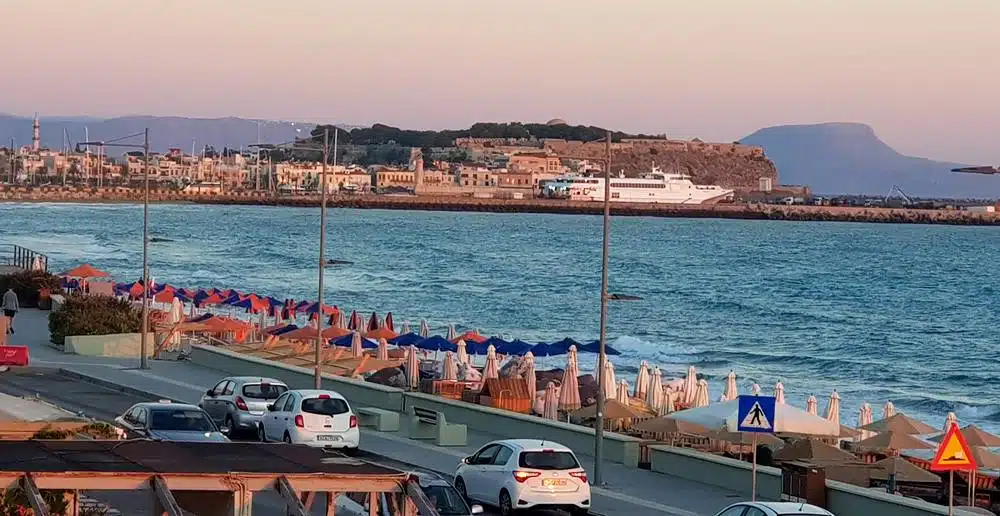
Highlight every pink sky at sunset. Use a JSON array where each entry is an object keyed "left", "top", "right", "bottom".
[{"left": 3, "top": 0, "right": 998, "bottom": 163}]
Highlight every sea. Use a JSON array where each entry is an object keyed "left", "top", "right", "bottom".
[{"left": 2, "top": 202, "right": 998, "bottom": 433}]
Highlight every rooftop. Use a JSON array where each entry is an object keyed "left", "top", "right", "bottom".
[{"left": 0, "top": 440, "right": 402, "bottom": 476}]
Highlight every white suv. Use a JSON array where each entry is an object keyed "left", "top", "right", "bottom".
[
  {"left": 455, "top": 439, "right": 590, "bottom": 516},
  {"left": 257, "top": 389, "right": 360, "bottom": 453}
]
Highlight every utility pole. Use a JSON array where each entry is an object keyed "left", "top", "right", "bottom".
[
  {"left": 314, "top": 127, "right": 330, "bottom": 389},
  {"left": 593, "top": 131, "right": 612, "bottom": 486},
  {"left": 140, "top": 128, "right": 151, "bottom": 369}
]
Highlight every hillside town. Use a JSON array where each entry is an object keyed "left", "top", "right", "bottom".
[{"left": 0, "top": 116, "right": 789, "bottom": 200}]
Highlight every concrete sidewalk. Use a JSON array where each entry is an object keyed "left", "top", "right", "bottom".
[{"left": 13, "top": 309, "right": 744, "bottom": 516}]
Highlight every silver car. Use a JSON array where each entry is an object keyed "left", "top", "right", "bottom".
[
  {"left": 714, "top": 502, "right": 835, "bottom": 516},
  {"left": 198, "top": 376, "right": 288, "bottom": 437}
]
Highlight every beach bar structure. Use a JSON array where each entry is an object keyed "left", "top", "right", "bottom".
[{"left": 0, "top": 440, "right": 438, "bottom": 516}]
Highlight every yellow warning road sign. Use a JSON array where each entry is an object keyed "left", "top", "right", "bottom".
[{"left": 931, "top": 423, "right": 977, "bottom": 472}]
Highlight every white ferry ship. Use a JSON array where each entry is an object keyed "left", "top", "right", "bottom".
[{"left": 542, "top": 165, "right": 734, "bottom": 204}]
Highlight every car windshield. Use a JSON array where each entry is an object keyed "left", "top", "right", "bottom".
[
  {"left": 242, "top": 383, "right": 288, "bottom": 399},
  {"left": 422, "top": 485, "right": 470, "bottom": 516},
  {"left": 301, "top": 397, "right": 349, "bottom": 416},
  {"left": 518, "top": 451, "right": 579, "bottom": 470},
  {"left": 150, "top": 409, "right": 216, "bottom": 432}
]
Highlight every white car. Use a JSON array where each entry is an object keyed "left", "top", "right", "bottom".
[
  {"left": 455, "top": 439, "right": 590, "bottom": 516},
  {"left": 257, "top": 389, "right": 359, "bottom": 453},
  {"left": 714, "top": 502, "right": 835, "bottom": 516}
]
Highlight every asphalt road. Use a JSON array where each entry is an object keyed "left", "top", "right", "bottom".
[{"left": 0, "top": 367, "right": 568, "bottom": 516}]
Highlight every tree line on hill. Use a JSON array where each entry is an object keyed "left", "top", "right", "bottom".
[{"left": 307, "top": 122, "right": 659, "bottom": 147}]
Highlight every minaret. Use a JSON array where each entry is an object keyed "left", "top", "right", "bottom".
[{"left": 31, "top": 113, "right": 40, "bottom": 151}]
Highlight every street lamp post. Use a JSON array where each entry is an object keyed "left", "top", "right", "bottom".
[
  {"left": 556, "top": 132, "right": 643, "bottom": 486},
  {"left": 253, "top": 128, "right": 338, "bottom": 388},
  {"left": 79, "top": 129, "right": 152, "bottom": 369}
]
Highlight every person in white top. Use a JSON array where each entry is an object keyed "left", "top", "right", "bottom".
[{"left": 2, "top": 288, "right": 19, "bottom": 334}]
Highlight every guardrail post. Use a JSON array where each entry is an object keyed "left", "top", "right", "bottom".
[{"left": 20, "top": 473, "right": 50, "bottom": 516}]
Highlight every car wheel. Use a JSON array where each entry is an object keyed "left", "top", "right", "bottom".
[
  {"left": 343, "top": 446, "right": 359, "bottom": 456},
  {"left": 283, "top": 432, "right": 292, "bottom": 444},
  {"left": 454, "top": 477, "right": 468, "bottom": 502},
  {"left": 570, "top": 508, "right": 590, "bottom": 516},
  {"left": 498, "top": 489, "right": 514, "bottom": 516},
  {"left": 222, "top": 416, "right": 235, "bottom": 437},
  {"left": 257, "top": 424, "right": 267, "bottom": 442}
]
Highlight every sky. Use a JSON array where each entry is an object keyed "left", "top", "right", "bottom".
[{"left": 3, "top": 0, "right": 998, "bottom": 164}]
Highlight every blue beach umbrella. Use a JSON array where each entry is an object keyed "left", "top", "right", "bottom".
[
  {"left": 415, "top": 335, "right": 457, "bottom": 353},
  {"left": 496, "top": 339, "right": 534, "bottom": 356},
  {"left": 578, "top": 340, "right": 621, "bottom": 356},
  {"left": 389, "top": 333, "right": 424, "bottom": 346},
  {"left": 330, "top": 333, "right": 378, "bottom": 349},
  {"left": 547, "top": 337, "right": 582, "bottom": 355}
]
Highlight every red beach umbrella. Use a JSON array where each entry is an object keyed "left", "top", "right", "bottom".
[
  {"left": 367, "top": 312, "right": 379, "bottom": 332},
  {"left": 61, "top": 264, "right": 110, "bottom": 279},
  {"left": 385, "top": 312, "right": 395, "bottom": 332}
]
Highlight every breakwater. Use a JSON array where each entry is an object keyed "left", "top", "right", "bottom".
[{"left": 2, "top": 186, "right": 998, "bottom": 226}]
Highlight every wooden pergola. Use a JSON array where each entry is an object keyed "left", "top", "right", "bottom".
[{"left": 0, "top": 440, "right": 438, "bottom": 516}]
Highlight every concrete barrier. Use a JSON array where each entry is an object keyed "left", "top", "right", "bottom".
[
  {"left": 65, "top": 332, "right": 155, "bottom": 358},
  {"left": 826, "top": 480, "right": 954, "bottom": 516},
  {"left": 188, "top": 345, "right": 405, "bottom": 412},
  {"left": 648, "top": 445, "right": 781, "bottom": 499},
  {"left": 403, "top": 392, "right": 641, "bottom": 467}
]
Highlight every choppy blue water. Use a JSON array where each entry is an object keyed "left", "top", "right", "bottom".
[{"left": 2, "top": 202, "right": 999, "bottom": 432}]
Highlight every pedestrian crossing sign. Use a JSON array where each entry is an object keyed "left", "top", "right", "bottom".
[
  {"left": 737, "top": 395, "right": 776, "bottom": 433},
  {"left": 930, "top": 423, "right": 976, "bottom": 472}
]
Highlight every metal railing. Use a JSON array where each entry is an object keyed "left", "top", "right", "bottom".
[{"left": 1, "top": 245, "right": 49, "bottom": 272}]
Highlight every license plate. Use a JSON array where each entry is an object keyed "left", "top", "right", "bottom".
[
  {"left": 317, "top": 435, "right": 341, "bottom": 442},
  {"left": 542, "top": 479, "right": 566, "bottom": 487}
]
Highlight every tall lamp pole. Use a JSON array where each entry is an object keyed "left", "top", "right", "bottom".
[
  {"left": 593, "top": 132, "right": 612, "bottom": 485},
  {"left": 79, "top": 129, "right": 152, "bottom": 369}
]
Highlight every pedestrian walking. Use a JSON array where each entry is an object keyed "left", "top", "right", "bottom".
[{"left": 2, "top": 288, "right": 18, "bottom": 335}]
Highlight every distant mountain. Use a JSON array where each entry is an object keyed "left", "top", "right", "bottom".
[
  {"left": 741, "top": 122, "right": 995, "bottom": 198},
  {"left": 0, "top": 115, "right": 323, "bottom": 154}
]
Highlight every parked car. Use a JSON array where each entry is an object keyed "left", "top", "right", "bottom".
[
  {"left": 115, "top": 401, "right": 229, "bottom": 442},
  {"left": 336, "top": 471, "right": 484, "bottom": 516},
  {"left": 257, "top": 389, "right": 359, "bottom": 453},
  {"left": 714, "top": 502, "right": 835, "bottom": 516},
  {"left": 454, "top": 439, "right": 590, "bottom": 516},
  {"left": 198, "top": 376, "right": 288, "bottom": 437}
]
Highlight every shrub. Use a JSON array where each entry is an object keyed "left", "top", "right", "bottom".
[
  {"left": 48, "top": 295, "right": 141, "bottom": 347},
  {"left": 0, "top": 271, "right": 62, "bottom": 308}
]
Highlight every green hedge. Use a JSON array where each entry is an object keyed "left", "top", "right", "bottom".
[
  {"left": 48, "top": 295, "right": 141, "bottom": 346},
  {"left": 0, "top": 270, "right": 62, "bottom": 308}
]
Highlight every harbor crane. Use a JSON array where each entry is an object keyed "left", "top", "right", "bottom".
[{"left": 884, "top": 184, "right": 913, "bottom": 205}]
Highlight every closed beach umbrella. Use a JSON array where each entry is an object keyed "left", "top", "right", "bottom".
[
  {"left": 568, "top": 345, "right": 579, "bottom": 371},
  {"left": 385, "top": 312, "right": 394, "bottom": 332},
  {"left": 665, "top": 391, "right": 677, "bottom": 414},
  {"left": 883, "top": 401, "right": 896, "bottom": 419},
  {"left": 647, "top": 367, "right": 665, "bottom": 416},
  {"left": 601, "top": 359, "right": 617, "bottom": 402},
  {"left": 406, "top": 345, "right": 420, "bottom": 390},
  {"left": 376, "top": 338, "right": 389, "bottom": 361},
  {"left": 419, "top": 320, "right": 430, "bottom": 338},
  {"left": 682, "top": 366, "right": 698, "bottom": 405},
  {"left": 616, "top": 379, "right": 630, "bottom": 405},
  {"left": 442, "top": 351, "right": 458, "bottom": 381},
  {"left": 543, "top": 382, "right": 559, "bottom": 420},
  {"left": 401, "top": 320, "right": 411, "bottom": 334},
  {"left": 806, "top": 395, "right": 818, "bottom": 415},
  {"left": 693, "top": 379, "right": 710, "bottom": 408},
  {"left": 350, "top": 331, "right": 364, "bottom": 358},
  {"left": 825, "top": 391, "right": 841, "bottom": 424},
  {"left": 446, "top": 324, "right": 456, "bottom": 341},
  {"left": 337, "top": 311, "right": 347, "bottom": 329},
  {"left": 558, "top": 357, "right": 581, "bottom": 413},
  {"left": 750, "top": 383, "right": 761, "bottom": 396},
  {"left": 634, "top": 361, "right": 651, "bottom": 399},
  {"left": 859, "top": 402, "right": 874, "bottom": 440},
  {"left": 523, "top": 351, "right": 536, "bottom": 394},
  {"left": 456, "top": 339, "right": 469, "bottom": 365},
  {"left": 774, "top": 381, "right": 786, "bottom": 404},
  {"left": 943, "top": 412, "right": 957, "bottom": 431},
  {"left": 482, "top": 345, "right": 500, "bottom": 380},
  {"left": 723, "top": 370, "right": 738, "bottom": 401}
]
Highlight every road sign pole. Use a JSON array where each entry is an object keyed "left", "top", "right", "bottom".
[
  {"left": 751, "top": 432, "right": 758, "bottom": 501},
  {"left": 949, "top": 470, "right": 953, "bottom": 516}
]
